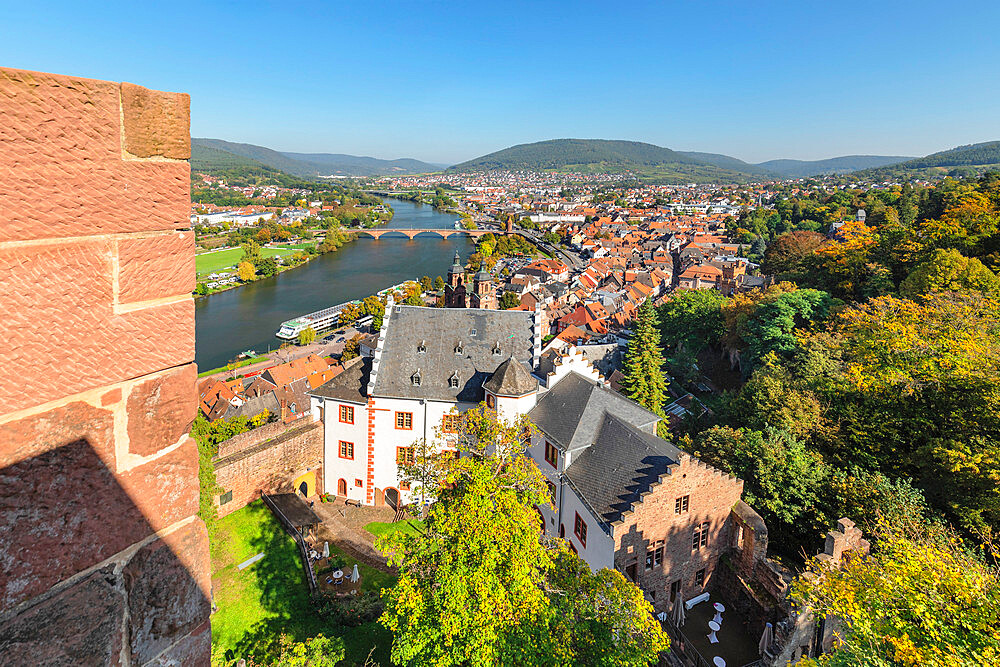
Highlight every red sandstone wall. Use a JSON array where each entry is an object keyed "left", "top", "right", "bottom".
[
  {"left": 0, "top": 67, "right": 208, "bottom": 665},
  {"left": 613, "top": 454, "right": 744, "bottom": 611},
  {"left": 214, "top": 420, "right": 324, "bottom": 518}
]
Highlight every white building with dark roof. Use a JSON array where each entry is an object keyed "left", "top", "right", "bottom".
[{"left": 308, "top": 304, "right": 768, "bottom": 614}]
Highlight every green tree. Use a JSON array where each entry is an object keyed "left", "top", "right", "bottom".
[
  {"left": 793, "top": 524, "right": 1000, "bottom": 667},
  {"left": 244, "top": 634, "right": 345, "bottom": 667},
  {"left": 362, "top": 295, "right": 385, "bottom": 330},
  {"left": 298, "top": 326, "right": 317, "bottom": 346},
  {"left": 900, "top": 248, "right": 1000, "bottom": 298},
  {"left": 257, "top": 256, "right": 278, "bottom": 277},
  {"left": 241, "top": 239, "right": 262, "bottom": 266},
  {"left": 341, "top": 335, "right": 361, "bottom": 361},
  {"left": 621, "top": 299, "right": 667, "bottom": 416},
  {"left": 420, "top": 275, "right": 433, "bottom": 291},
  {"left": 499, "top": 291, "right": 521, "bottom": 310},
  {"left": 657, "top": 289, "right": 727, "bottom": 353},
  {"left": 404, "top": 291, "right": 423, "bottom": 306},
  {"left": 434, "top": 275, "right": 445, "bottom": 290},
  {"left": 194, "top": 282, "right": 208, "bottom": 296},
  {"left": 379, "top": 407, "right": 668, "bottom": 667}
]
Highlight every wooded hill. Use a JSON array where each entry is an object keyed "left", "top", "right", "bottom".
[
  {"left": 192, "top": 138, "right": 442, "bottom": 178},
  {"left": 449, "top": 138, "right": 911, "bottom": 182},
  {"left": 854, "top": 141, "right": 1000, "bottom": 180}
]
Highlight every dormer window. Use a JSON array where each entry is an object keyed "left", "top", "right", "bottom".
[
  {"left": 411, "top": 370, "right": 421, "bottom": 386},
  {"left": 417, "top": 341, "right": 426, "bottom": 354},
  {"left": 470, "top": 328, "right": 478, "bottom": 337},
  {"left": 454, "top": 342, "right": 463, "bottom": 355},
  {"left": 449, "top": 372, "right": 460, "bottom": 388},
  {"left": 492, "top": 341, "right": 502, "bottom": 355}
]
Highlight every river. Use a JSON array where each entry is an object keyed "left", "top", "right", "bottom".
[{"left": 194, "top": 198, "right": 473, "bottom": 371}]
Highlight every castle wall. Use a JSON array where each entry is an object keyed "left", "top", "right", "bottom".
[{"left": 0, "top": 67, "right": 209, "bottom": 664}]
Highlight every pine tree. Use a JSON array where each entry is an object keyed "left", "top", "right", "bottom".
[{"left": 622, "top": 298, "right": 667, "bottom": 416}]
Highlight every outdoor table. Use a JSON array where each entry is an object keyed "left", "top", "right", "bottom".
[
  {"left": 332, "top": 569, "right": 344, "bottom": 584},
  {"left": 708, "top": 620, "right": 720, "bottom": 644},
  {"left": 713, "top": 657, "right": 726, "bottom": 667},
  {"left": 712, "top": 602, "right": 725, "bottom": 625}
]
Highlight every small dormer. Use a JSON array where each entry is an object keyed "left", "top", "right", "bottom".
[
  {"left": 417, "top": 340, "right": 426, "bottom": 354},
  {"left": 492, "top": 341, "right": 502, "bottom": 355},
  {"left": 470, "top": 328, "right": 478, "bottom": 337},
  {"left": 411, "top": 370, "right": 421, "bottom": 386},
  {"left": 454, "top": 341, "right": 463, "bottom": 355},
  {"left": 449, "top": 372, "right": 460, "bottom": 388}
]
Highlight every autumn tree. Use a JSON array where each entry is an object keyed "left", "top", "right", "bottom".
[
  {"left": 793, "top": 524, "right": 1000, "bottom": 667},
  {"left": 241, "top": 239, "right": 263, "bottom": 266},
  {"left": 762, "top": 230, "right": 828, "bottom": 276},
  {"left": 420, "top": 275, "right": 432, "bottom": 291},
  {"left": 621, "top": 298, "right": 667, "bottom": 416},
  {"left": 298, "top": 326, "right": 317, "bottom": 346},
  {"left": 899, "top": 248, "right": 1000, "bottom": 298},
  {"left": 237, "top": 261, "right": 256, "bottom": 282},
  {"left": 341, "top": 335, "right": 361, "bottom": 361},
  {"left": 379, "top": 407, "right": 669, "bottom": 667},
  {"left": 338, "top": 302, "right": 361, "bottom": 326},
  {"left": 434, "top": 275, "right": 445, "bottom": 290}
]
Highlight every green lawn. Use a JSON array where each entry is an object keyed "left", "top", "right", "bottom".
[
  {"left": 196, "top": 245, "right": 308, "bottom": 278},
  {"left": 198, "top": 355, "right": 271, "bottom": 378},
  {"left": 211, "top": 501, "right": 395, "bottom": 667},
  {"left": 363, "top": 519, "right": 424, "bottom": 542}
]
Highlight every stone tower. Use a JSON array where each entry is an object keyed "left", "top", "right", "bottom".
[
  {"left": 445, "top": 251, "right": 467, "bottom": 308},
  {"left": 471, "top": 268, "right": 497, "bottom": 309}
]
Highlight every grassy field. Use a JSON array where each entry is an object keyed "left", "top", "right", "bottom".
[
  {"left": 196, "top": 244, "right": 312, "bottom": 278},
  {"left": 363, "top": 519, "right": 424, "bottom": 541},
  {"left": 210, "top": 501, "right": 395, "bottom": 666},
  {"left": 197, "top": 355, "right": 272, "bottom": 378}
]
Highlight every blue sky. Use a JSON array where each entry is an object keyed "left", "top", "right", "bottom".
[{"left": 2, "top": 1, "right": 998, "bottom": 164}]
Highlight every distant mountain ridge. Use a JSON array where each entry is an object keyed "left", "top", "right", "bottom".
[
  {"left": 191, "top": 138, "right": 443, "bottom": 178},
  {"left": 449, "top": 139, "right": 913, "bottom": 182},
  {"left": 852, "top": 141, "right": 1000, "bottom": 179}
]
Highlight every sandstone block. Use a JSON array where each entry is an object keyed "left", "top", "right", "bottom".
[
  {"left": 0, "top": 238, "right": 194, "bottom": 411},
  {"left": 0, "top": 566, "right": 125, "bottom": 666},
  {"left": 120, "top": 437, "right": 200, "bottom": 532},
  {"left": 123, "top": 520, "right": 210, "bottom": 664},
  {"left": 121, "top": 82, "right": 191, "bottom": 160},
  {"left": 0, "top": 437, "right": 152, "bottom": 609},
  {"left": 118, "top": 232, "right": 195, "bottom": 303},
  {"left": 0, "top": 401, "right": 115, "bottom": 469},
  {"left": 147, "top": 620, "right": 211, "bottom": 667},
  {"left": 127, "top": 364, "right": 197, "bottom": 457}
]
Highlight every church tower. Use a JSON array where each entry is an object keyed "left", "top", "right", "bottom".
[
  {"left": 471, "top": 268, "right": 497, "bottom": 310},
  {"left": 445, "top": 251, "right": 467, "bottom": 308}
]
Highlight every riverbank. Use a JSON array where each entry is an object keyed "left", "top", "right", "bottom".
[{"left": 195, "top": 198, "right": 477, "bottom": 370}]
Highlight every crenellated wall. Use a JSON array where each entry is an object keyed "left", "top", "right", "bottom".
[{"left": 0, "top": 67, "right": 209, "bottom": 665}]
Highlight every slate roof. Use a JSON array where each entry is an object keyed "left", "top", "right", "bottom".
[
  {"left": 307, "top": 355, "right": 370, "bottom": 403},
  {"left": 526, "top": 372, "right": 659, "bottom": 452},
  {"left": 564, "top": 412, "right": 681, "bottom": 525},
  {"left": 372, "top": 306, "right": 535, "bottom": 403},
  {"left": 483, "top": 356, "right": 538, "bottom": 396}
]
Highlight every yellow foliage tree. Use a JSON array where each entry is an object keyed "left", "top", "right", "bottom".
[{"left": 237, "top": 261, "right": 256, "bottom": 282}]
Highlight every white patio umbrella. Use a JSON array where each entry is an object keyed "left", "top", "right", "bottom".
[
  {"left": 759, "top": 622, "right": 774, "bottom": 656},
  {"left": 350, "top": 563, "right": 360, "bottom": 583},
  {"left": 656, "top": 611, "right": 668, "bottom": 622},
  {"left": 671, "top": 598, "right": 686, "bottom": 627},
  {"left": 322, "top": 541, "right": 330, "bottom": 558}
]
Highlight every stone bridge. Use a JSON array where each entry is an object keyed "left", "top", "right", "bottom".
[{"left": 354, "top": 228, "right": 514, "bottom": 240}]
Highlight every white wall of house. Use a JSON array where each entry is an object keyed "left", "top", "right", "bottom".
[
  {"left": 321, "top": 398, "right": 369, "bottom": 504},
  {"left": 560, "top": 483, "right": 615, "bottom": 571}
]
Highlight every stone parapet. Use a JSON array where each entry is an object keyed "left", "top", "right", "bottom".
[{"left": 0, "top": 67, "right": 207, "bottom": 665}]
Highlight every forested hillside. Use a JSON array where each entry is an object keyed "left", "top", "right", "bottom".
[
  {"left": 855, "top": 141, "right": 1000, "bottom": 180},
  {"left": 657, "top": 173, "right": 1000, "bottom": 561}
]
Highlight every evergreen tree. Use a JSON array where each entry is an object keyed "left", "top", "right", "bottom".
[{"left": 621, "top": 299, "right": 667, "bottom": 416}]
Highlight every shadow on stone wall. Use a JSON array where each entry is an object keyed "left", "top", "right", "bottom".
[{"left": 0, "top": 438, "right": 210, "bottom": 666}]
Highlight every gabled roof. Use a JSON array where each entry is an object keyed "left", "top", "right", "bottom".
[
  {"left": 564, "top": 415, "right": 681, "bottom": 526},
  {"left": 372, "top": 306, "right": 535, "bottom": 403},
  {"left": 483, "top": 356, "right": 538, "bottom": 397},
  {"left": 308, "top": 355, "right": 370, "bottom": 403},
  {"left": 527, "top": 372, "right": 659, "bottom": 452}
]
